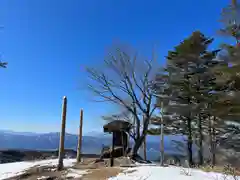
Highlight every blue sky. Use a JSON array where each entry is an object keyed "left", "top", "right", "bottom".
[{"left": 0, "top": 0, "right": 230, "bottom": 134}]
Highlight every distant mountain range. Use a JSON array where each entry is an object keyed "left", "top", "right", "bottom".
[{"left": 0, "top": 130, "right": 195, "bottom": 161}]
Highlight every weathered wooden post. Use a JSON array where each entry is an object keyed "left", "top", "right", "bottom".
[
  {"left": 160, "top": 102, "right": 164, "bottom": 166},
  {"left": 143, "top": 115, "right": 147, "bottom": 161},
  {"left": 57, "top": 96, "right": 67, "bottom": 171},
  {"left": 76, "top": 109, "right": 83, "bottom": 163}
]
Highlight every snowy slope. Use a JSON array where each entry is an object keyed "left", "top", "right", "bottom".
[
  {"left": 1, "top": 159, "right": 239, "bottom": 180},
  {"left": 0, "top": 158, "right": 76, "bottom": 180},
  {"left": 109, "top": 165, "right": 240, "bottom": 180}
]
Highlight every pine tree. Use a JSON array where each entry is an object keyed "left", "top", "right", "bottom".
[
  {"left": 154, "top": 31, "right": 220, "bottom": 166},
  {"left": 152, "top": 0, "right": 240, "bottom": 167},
  {"left": 212, "top": 0, "right": 240, "bottom": 152}
]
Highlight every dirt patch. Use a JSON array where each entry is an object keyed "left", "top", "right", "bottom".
[
  {"left": 72, "top": 157, "right": 128, "bottom": 179},
  {"left": 72, "top": 158, "right": 107, "bottom": 170},
  {"left": 81, "top": 167, "right": 123, "bottom": 180},
  {"left": 6, "top": 165, "right": 65, "bottom": 180},
  {"left": 5, "top": 157, "right": 131, "bottom": 180}
]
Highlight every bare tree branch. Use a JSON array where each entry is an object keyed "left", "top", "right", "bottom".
[{"left": 85, "top": 43, "right": 159, "bottom": 155}]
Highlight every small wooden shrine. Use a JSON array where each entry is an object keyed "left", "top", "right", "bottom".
[{"left": 103, "top": 120, "right": 131, "bottom": 166}]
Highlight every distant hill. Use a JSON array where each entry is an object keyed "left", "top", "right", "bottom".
[
  {"left": 0, "top": 130, "right": 110, "bottom": 154},
  {"left": 0, "top": 149, "right": 100, "bottom": 163},
  {"left": 0, "top": 130, "right": 194, "bottom": 162},
  {"left": 1, "top": 130, "right": 237, "bottom": 167}
]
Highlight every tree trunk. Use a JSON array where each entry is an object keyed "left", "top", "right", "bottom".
[
  {"left": 143, "top": 136, "right": 147, "bottom": 160},
  {"left": 131, "top": 116, "right": 150, "bottom": 160},
  {"left": 208, "top": 115, "right": 213, "bottom": 166},
  {"left": 187, "top": 117, "right": 193, "bottom": 167},
  {"left": 132, "top": 135, "right": 145, "bottom": 158},
  {"left": 131, "top": 129, "right": 148, "bottom": 159},
  {"left": 212, "top": 116, "right": 216, "bottom": 166},
  {"left": 131, "top": 139, "right": 142, "bottom": 158},
  {"left": 198, "top": 115, "right": 203, "bottom": 166},
  {"left": 160, "top": 117, "right": 164, "bottom": 166}
]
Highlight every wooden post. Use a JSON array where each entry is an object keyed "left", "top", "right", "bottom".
[
  {"left": 160, "top": 102, "right": 164, "bottom": 166},
  {"left": 76, "top": 109, "right": 84, "bottom": 163},
  {"left": 110, "top": 132, "right": 115, "bottom": 167},
  {"left": 57, "top": 96, "right": 67, "bottom": 171},
  {"left": 143, "top": 115, "right": 147, "bottom": 161}
]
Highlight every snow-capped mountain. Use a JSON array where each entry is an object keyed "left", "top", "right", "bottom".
[
  {"left": 0, "top": 130, "right": 111, "bottom": 154},
  {"left": 0, "top": 130, "right": 193, "bottom": 162}
]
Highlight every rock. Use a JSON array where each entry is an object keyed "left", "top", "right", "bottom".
[
  {"left": 100, "top": 147, "right": 131, "bottom": 159},
  {"left": 118, "top": 157, "right": 136, "bottom": 167},
  {"left": 131, "top": 154, "right": 152, "bottom": 164}
]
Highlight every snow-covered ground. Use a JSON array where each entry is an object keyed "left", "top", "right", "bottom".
[
  {"left": 109, "top": 165, "right": 240, "bottom": 180},
  {"left": 0, "top": 158, "right": 77, "bottom": 180},
  {"left": 1, "top": 160, "right": 239, "bottom": 180}
]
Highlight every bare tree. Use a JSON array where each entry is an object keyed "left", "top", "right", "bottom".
[{"left": 86, "top": 44, "right": 158, "bottom": 157}]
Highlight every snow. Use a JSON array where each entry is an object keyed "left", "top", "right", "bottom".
[
  {"left": 109, "top": 165, "right": 240, "bottom": 180},
  {"left": 1, "top": 159, "right": 239, "bottom": 180},
  {"left": 37, "top": 176, "right": 50, "bottom": 180},
  {"left": 0, "top": 158, "right": 76, "bottom": 180}
]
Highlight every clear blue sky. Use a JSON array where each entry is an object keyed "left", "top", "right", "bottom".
[{"left": 0, "top": 0, "right": 229, "bottom": 134}]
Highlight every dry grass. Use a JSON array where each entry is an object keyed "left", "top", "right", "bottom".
[
  {"left": 73, "top": 157, "right": 126, "bottom": 179},
  {"left": 81, "top": 167, "right": 123, "bottom": 180},
  {"left": 200, "top": 165, "right": 240, "bottom": 176}
]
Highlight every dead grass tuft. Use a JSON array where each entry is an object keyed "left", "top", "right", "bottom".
[{"left": 200, "top": 165, "right": 240, "bottom": 176}]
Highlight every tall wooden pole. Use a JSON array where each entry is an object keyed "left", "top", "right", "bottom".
[
  {"left": 57, "top": 96, "right": 67, "bottom": 171},
  {"left": 76, "top": 109, "right": 84, "bottom": 163},
  {"left": 143, "top": 115, "right": 147, "bottom": 161},
  {"left": 160, "top": 102, "right": 164, "bottom": 166}
]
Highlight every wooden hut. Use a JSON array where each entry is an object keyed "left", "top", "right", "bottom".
[{"left": 103, "top": 120, "right": 131, "bottom": 166}]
